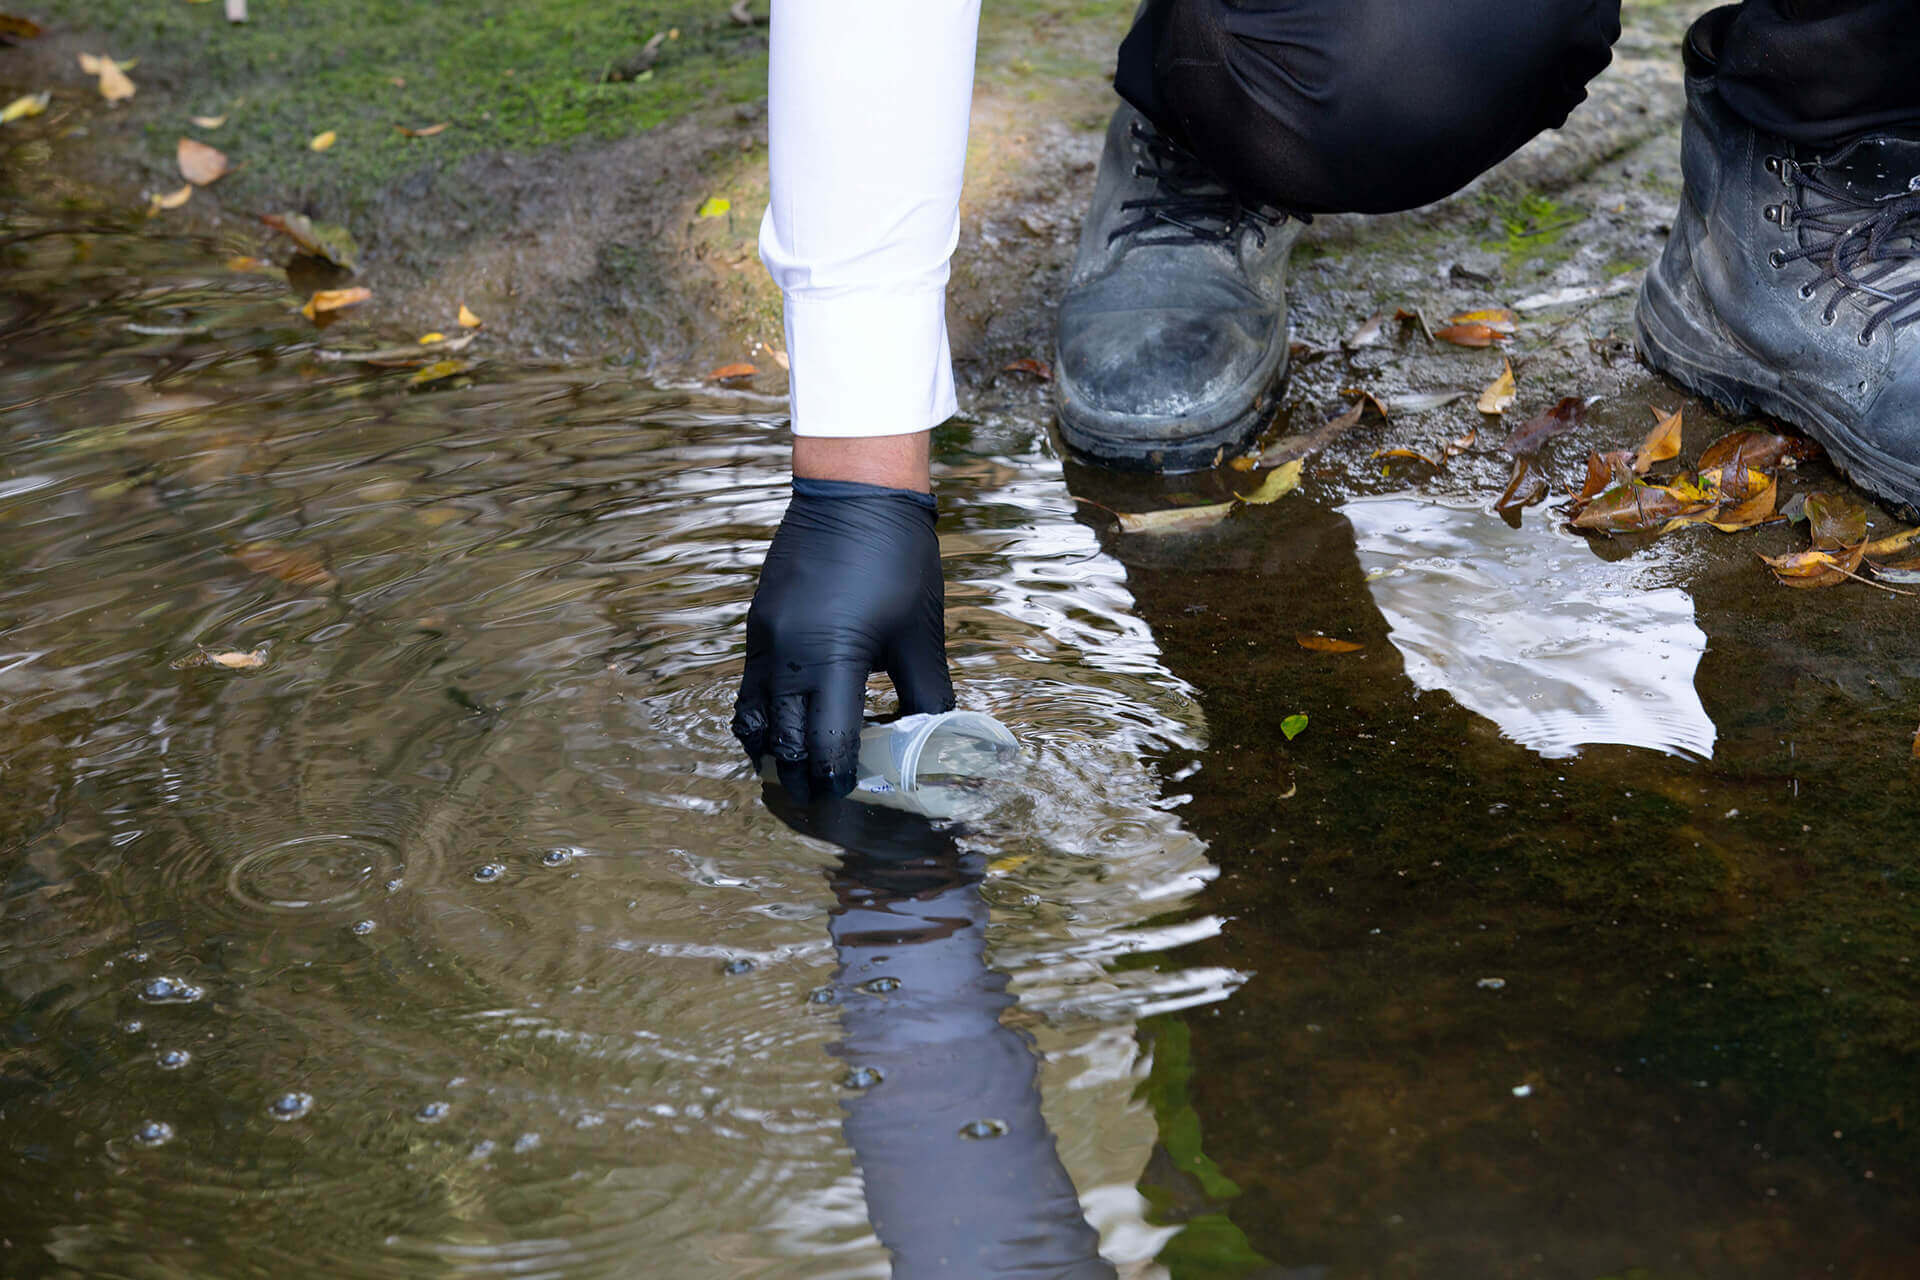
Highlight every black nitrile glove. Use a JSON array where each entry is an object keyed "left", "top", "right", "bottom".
[{"left": 732, "top": 477, "right": 954, "bottom": 801}]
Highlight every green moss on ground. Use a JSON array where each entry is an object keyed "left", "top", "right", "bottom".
[{"left": 32, "top": 0, "right": 769, "bottom": 210}]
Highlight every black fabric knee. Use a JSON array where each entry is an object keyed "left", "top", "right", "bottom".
[
  {"left": 1710, "top": 0, "right": 1920, "bottom": 148},
  {"left": 1114, "top": 0, "right": 1622, "bottom": 216}
]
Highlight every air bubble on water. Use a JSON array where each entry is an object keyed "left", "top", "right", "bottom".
[
  {"left": 268, "top": 1092, "right": 314, "bottom": 1121},
  {"left": 806, "top": 986, "right": 838, "bottom": 1006},
  {"left": 124, "top": 949, "right": 150, "bottom": 964},
  {"left": 841, "top": 1066, "right": 884, "bottom": 1090},
  {"left": 133, "top": 1120, "right": 174, "bottom": 1147},
  {"left": 469, "top": 1140, "right": 496, "bottom": 1160},
  {"left": 156, "top": 1048, "right": 191, "bottom": 1071},
  {"left": 473, "top": 863, "right": 505, "bottom": 884},
  {"left": 351, "top": 920, "right": 376, "bottom": 936},
  {"left": 575, "top": 1113, "right": 605, "bottom": 1129},
  {"left": 861, "top": 976, "right": 900, "bottom": 994},
  {"left": 722, "top": 958, "right": 755, "bottom": 975},
  {"left": 140, "top": 976, "right": 205, "bottom": 1004},
  {"left": 416, "top": 1100, "right": 452, "bottom": 1123},
  {"left": 512, "top": 1132, "right": 542, "bottom": 1154},
  {"left": 541, "top": 848, "right": 574, "bottom": 868},
  {"left": 121, "top": 1019, "right": 143, "bottom": 1034},
  {"left": 958, "top": 1118, "right": 1008, "bottom": 1140},
  {"left": 385, "top": 878, "right": 404, "bottom": 894},
  {"left": 1512, "top": 1084, "right": 1534, "bottom": 1098},
  {"left": 1477, "top": 977, "right": 1506, "bottom": 990}
]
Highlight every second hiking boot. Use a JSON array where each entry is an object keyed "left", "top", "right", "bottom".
[
  {"left": 1636, "top": 18, "right": 1920, "bottom": 519},
  {"left": 1054, "top": 105, "right": 1299, "bottom": 472}
]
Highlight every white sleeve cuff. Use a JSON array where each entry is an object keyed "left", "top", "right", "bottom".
[{"left": 781, "top": 288, "right": 957, "bottom": 439}]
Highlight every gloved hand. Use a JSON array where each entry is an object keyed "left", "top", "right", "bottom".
[{"left": 733, "top": 477, "right": 954, "bottom": 801}]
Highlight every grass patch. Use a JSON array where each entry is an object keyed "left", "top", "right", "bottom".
[{"left": 35, "top": 0, "right": 768, "bottom": 213}]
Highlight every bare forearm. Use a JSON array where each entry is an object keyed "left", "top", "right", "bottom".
[{"left": 794, "top": 432, "right": 931, "bottom": 493}]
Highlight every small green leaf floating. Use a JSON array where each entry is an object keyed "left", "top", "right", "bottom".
[{"left": 1281, "top": 713, "right": 1308, "bottom": 741}]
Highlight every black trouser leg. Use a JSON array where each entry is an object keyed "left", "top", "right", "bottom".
[
  {"left": 1112, "top": 0, "right": 1623, "bottom": 215},
  {"left": 1711, "top": 0, "right": 1920, "bottom": 147}
]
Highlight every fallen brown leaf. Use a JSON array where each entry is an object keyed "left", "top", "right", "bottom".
[
  {"left": 1477, "top": 359, "right": 1516, "bottom": 416},
  {"left": 1864, "top": 525, "right": 1920, "bottom": 561},
  {"left": 457, "top": 303, "right": 483, "bottom": 328},
  {"left": 177, "top": 137, "right": 230, "bottom": 184},
  {"left": 398, "top": 121, "right": 450, "bottom": 137},
  {"left": 1446, "top": 308, "right": 1518, "bottom": 334},
  {"left": 231, "top": 542, "right": 336, "bottom": 589},
  {"left": 300, "top": 286, "right": 372, "bottom": 321},
  {"left": 708, "top": 361, "right": 757, "bottom": 382},
  {"left": 170, "top": 645, "right": 269, "bottom": 671},
  {"left": 1698, "top": 428, "right": 1820, "bottom": 475},
  {"left": 1495, "top": 456, "right": 1549, "bottom": 514},
  {"left": 1572, "top": 481, "right": 1712, "bottom": 534},
  {"left": 1002, "top": 357, "right": 1051, "bottom": 381},
  {"left": 261, "top": 212, "right": 360, "bottom": 270},
  {"left": 1297, "top": 634, "right": 1363, "bottom": 654},
  {"left": 1760, "top": 539, "right": 1866, "bottom": 590},
  {"left": 1703, "top": 472, "right": 1778, "bottom": 531},
  {"left": 1434, "top": 322, "right": 1506, "bottom": 348},
  {"left": 0, "top": 14, "right": 45, "bottom": 41},
  {"left": 1503, "top": 396, "right": 1585, "bottom": 456},
  {"left": 189, "top": 113, "right": 226, "bottom": 129},
  {"left": 1633, "top": 407, "right": 1683, "bottom": 474},
  {"left": 1114, "top": 501, "right": 1235, "bottom": 534},
  {"left": 1575, "top": 449, "right": 1635, "bottom": 505},
  {"left": 1248, "top": 398, "right": 1368, "bottom": 469},
  {"left": 1804, "top": 491, "right": 1870, "bottom": 551},
  {"left": 1375, "top": 446, "right": 1443, "bottom": 466},
  {"left": 1345, "top": 309, "right": 1390, "bottom": 349},
  {"left": 1444, "top": 428, "right": 1478, "bottom": 457},
  {"left": 146, "top": 183, "right": 193, "bottom": 215}
]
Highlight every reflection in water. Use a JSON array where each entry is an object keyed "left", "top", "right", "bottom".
[
  {"left": 1344, "top": 494, "right": 1716, "bottom": 760},
  {"left": 765, "top": 791, "right": 1115, "bottom": 1278}
]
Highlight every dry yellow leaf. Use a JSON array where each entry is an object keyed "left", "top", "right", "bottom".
[
  {"left": 409, "top": 359, "right": 471, "bottom": 386},
  {"left": 457, "top": 303, "right": 482, "bottom": 328},
  {"left": 1115, "top": 502, "right": 1235, "bottom": 535},
  {"left": 300, "top": 286, "right": 372, "bottom": 321},
  {"left": 1633, "top": 407, "right": 1683, "bottom": 473},
  {"left": 189, "top": 113, "right": 226, "bottom": 128},
  {"left": 397, "top": 121, "right": 449, "bottom": 138},
  {"left": 146, "top": 183, "right": 193, "bottom": 215},
  {"left": 177, "top": 136, "right": 230, "bottom": 184},
  {"left": 79, "top": 52, "right": 136, "bottom": 103},
  {"left": 208, "top": 648, "right": 268, "bottom": 669},
  {"left": 1237, "top": 458, "right": 1304, "bottom": 505},
  {"left": 418, "top": 331, "right": 445, "bottom": 345},
  {"left": 1477, "top": 358, "right": 1516, "bottom": 416},
  {"left": 1, "top": 91, "right": 50, "bottom": 124},
  {"left": 309, "top": 129, "right": 337, "bottom": 151}
]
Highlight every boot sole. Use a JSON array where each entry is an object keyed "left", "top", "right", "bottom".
[
  {"left": 1635, "top": 234, "right": 1920, "bottom": 522},
  {"left": 1051, "top": 331, "right": 1289, "bottom": 474}
]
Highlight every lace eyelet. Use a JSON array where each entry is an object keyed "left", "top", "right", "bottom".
[
  {"left": 1820, "top": 312, "right": 1836, "bottom": 327},
  {"left": 1859, "top": 331, "right": 1874, "bottom": 347},
  {"left": 1768, "top": 250, "right": 1787, "bottom": 269},
  {"left": 1799, "top": 283, "right": 1816, "bottom": 300}
]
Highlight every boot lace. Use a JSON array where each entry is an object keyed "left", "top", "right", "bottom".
[
  {"left": 1107, "top": 121, "right": 1300, "bottom": 248},
  {"left": 1772, "top": 154, "right": 1920, "bottom": 342}
]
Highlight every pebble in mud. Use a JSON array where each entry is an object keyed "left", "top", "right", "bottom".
[
  {"left": 133, "top": 1120, "right": 175, "bottom": 1147},
  {"left": 958, "top": 1118, "right": 1009, "bottom": 1140},
  {"left": 540, "top": 847, "right": 574, "bottom": 868},
  {"left": 416, "top": 1100, "right": 452, "bottom": 1123},
  {"left": 722, "top": 958, "right": 755, "bottom": 975},
  {"left": 268, "top": 1092, "right": 314, "bottom": 1121},
  {"left": 841, "top": 1066, "right": 885, "bottom": 1090},
  {"left": 472, "top": 863, "right": 505, "bottom": 884},
  {"left": 156, "top": 1048, "right": 191, "bottom": 1071},
  {"left": 139, "top": 976, "right": 205, "bottom": 1004},
  {"left": 861, "top": 976, "right": 901, "bottom": 995}
]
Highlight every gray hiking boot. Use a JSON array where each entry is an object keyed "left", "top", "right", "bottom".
[
  {"left": 1636, "top": 20, "right": 1920, "bottom": 519},
  {"left": 1054, "top": 104, "right": 1300, "bottom": 472}
]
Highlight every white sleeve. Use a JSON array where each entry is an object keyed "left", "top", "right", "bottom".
[{"left": 759, "top": 0, "right": 981, "bottom": 438}]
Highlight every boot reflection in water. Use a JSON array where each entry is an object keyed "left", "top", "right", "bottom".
[{"left": 763, "top": 788, "right": 1116, "bottom": 1280}]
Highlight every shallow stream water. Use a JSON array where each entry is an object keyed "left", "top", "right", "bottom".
[{"left": 4, "top": 200, "right": 1920, "bottom": 1279}]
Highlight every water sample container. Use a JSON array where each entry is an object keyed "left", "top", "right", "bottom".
[{"left": 763, "top": 711, "right": 1019, "bottom": 818}]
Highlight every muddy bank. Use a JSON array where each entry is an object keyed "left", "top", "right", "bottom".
[{"left": 6, "top": 1, "right": 1710, "bottom": 395}]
